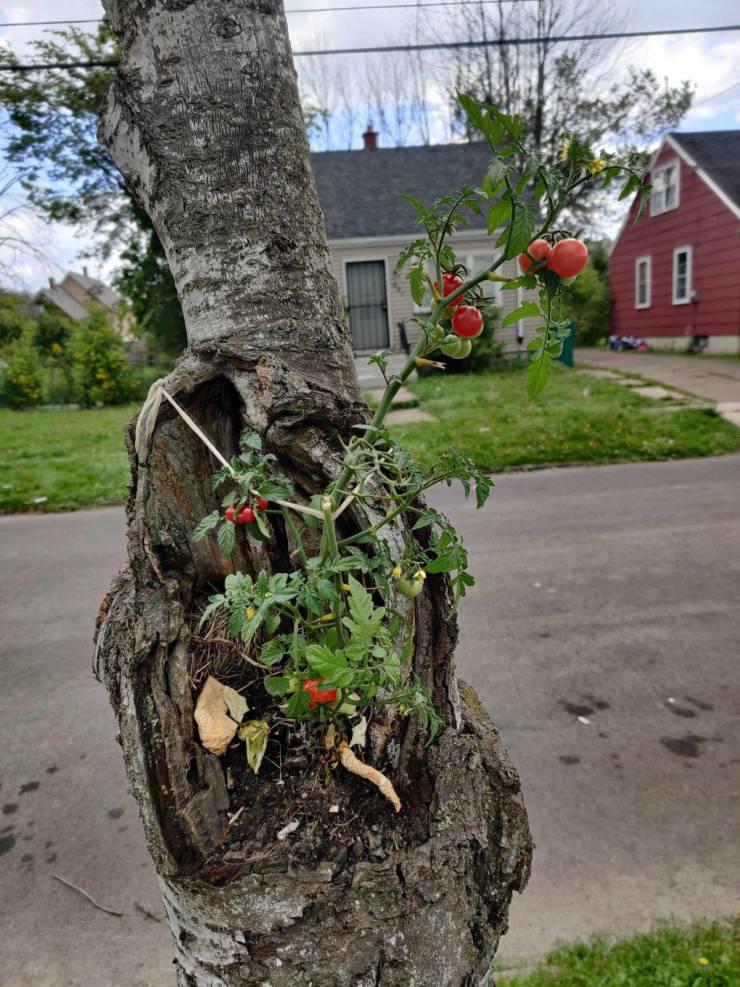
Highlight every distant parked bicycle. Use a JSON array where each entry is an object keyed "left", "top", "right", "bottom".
[{"left": 608, "top": 334, "right": 648, "bottom": 352}]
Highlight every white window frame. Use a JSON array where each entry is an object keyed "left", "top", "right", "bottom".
[
  {"left": 672, "top": 245, "right": 693, "bottom": 306},
  {"left": 650, "top": 159, "right": 680, "bottom": 216},
  {"left": 413, "top": 253, "right": 502, "bottom": 314},
  {"left": 635, "top": 256, "right": 651, "bottom": 309}
]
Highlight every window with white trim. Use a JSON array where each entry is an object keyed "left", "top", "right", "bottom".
[
  {"left": 413, "top": 253, "right": 501, "bottom": 312},
  {"left": 635, "top": 256, "right": 651, "bottom": 309},
  {"left": 650, "top": 160, "right": 680, "bottom": 215},
  {"left": 672, "top": 245, "right": 693, "bottom": 305}
]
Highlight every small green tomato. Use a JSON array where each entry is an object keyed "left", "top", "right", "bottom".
[
  {"left": 398, "top": 575, "right": 424, "bottom": 598},
  {"left": 440, "top": 337, "right": 472, "bottom": 359}
]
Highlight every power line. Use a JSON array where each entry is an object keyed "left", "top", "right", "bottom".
[
  {"left": 692, "top": 79, "right": 740, "bottom": 107},
  {"left": 0, "top": 1, "right": 539, "bottom": 28},
  {"left": 0, "top": 22, "right": 738, "bottom": 69}
]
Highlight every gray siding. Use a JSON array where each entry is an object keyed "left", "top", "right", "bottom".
[{"left": 328, "top": 233, "right": 541, "bottom": 355}]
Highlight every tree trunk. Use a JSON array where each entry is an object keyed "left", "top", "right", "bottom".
[{"left": 94, "top": 3, "right": 532, "bottom": 983}]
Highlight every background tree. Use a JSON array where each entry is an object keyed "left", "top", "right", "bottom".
[
  {"left": 567, "top": 241, "right": 610, "bottom": 345},
  {"left": 444, "top": 0, "right": 693, "bottom": 217},
  {"left": 93, "top": 1, "right": 531, "bottom": 983},
  {"left": 0, "top": 26, "right": 187, "bottom": 355},
  {"left": 69, "top": 305, "right": 131, "bottom": 406}
]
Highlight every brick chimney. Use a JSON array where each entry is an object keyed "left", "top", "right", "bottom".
[{"left": 362, "top": 123, "right": 378, "bottom": 150}]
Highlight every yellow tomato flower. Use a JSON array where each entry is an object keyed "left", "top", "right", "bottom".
[
  {"left": 586, "top": 158, "right": 606, "bottom": 175},
  {"left": 245, "top": 606, "right": 256, "bottom": 619},
  {"left": 392, "top": 565, "right": 402, "bottom": 578},
  {"left": 341, "top": 582, "right": 351, "bottom": 592},
  {"left": 698, "top": 957, "right": 710, "bottom": 966},
  {"left": 414, "top": 568, "right": 427, "bottom": 581}
]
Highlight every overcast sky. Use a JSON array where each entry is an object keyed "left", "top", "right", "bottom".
[{"left": 1, "top": 0, "right": 738, "bottom": 290}]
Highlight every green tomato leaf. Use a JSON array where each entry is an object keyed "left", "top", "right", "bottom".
[
  {"left": 217, "top": 521, "right": 235, "bottom": 557},
  {"left": 486, "top": 197, "right": 511, "bottom": 234},
  {"left": 527, "top": 349, "right": 553, "bottom": 398},
  {"left": 501, "top": 301, "right": 540, "bottom": 327},
  {"left": 192, "top": 511, "right": 220, "bottom": 542},
  {"left": 264, "top": 675, "right": 293, "bottom": 696}
]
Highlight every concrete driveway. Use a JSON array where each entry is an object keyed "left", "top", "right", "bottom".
[
  {"left": 1, "top": 456, "right": 739, "bottom": 985},
  {"left": 576, "top": 348, "right": 740, "bottom": 404}
]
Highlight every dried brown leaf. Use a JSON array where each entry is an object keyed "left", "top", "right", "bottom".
[{"left": 194, "top": 675, "right": 237, "bottom": 756}]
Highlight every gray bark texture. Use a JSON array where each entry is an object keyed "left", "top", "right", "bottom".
[{"left": 94, "top": 2, "right": 532, "bottom": 984}]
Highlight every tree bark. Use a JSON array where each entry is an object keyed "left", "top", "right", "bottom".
[{"left": 94, "top": 2, "right": 532, "bottom": 983}]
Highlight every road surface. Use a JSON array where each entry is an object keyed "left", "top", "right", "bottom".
[{"left": 1, "top": 455, "right": 738, "bottom": 984}]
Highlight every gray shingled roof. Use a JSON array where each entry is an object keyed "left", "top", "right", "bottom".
[
  {"left": 35, "top": 271, "right": 122, "bottom": 322},
  {"left": 36, "top": 285, "right": 90, "bottom": 321},
  {"left": 66, "top": 271, "right": 121, "bottom": 312},
  {"left": 671, "top": 130, "right": 740, "bottom": 209},
  {"left": 310, "top": 142, "right": 492, "bottom": 240}
]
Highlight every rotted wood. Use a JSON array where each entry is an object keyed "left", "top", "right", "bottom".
[{"left": 94, "top": 0, "right": 532, "bottom": 982}]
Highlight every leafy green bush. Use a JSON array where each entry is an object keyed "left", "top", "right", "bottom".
[
  {"left": 4, "top": 331, "right": 43, "bottom": 408},
  {"left": 0, "top": 291, "right": 31, "bottom": 351},
  {"left": 568, "top": 241, "right": 610, "bottom": 346},
  {"left": 127, "top": 364, "right": 172, "bottom": 400},
  {"left": 69, "top": 306, "right": 132, "bottom": 406}
]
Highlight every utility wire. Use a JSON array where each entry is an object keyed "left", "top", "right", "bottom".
[
  {"left": 0, "top": 23, "right": 738, "bottom": 69},
  {"left": 691, "top": 79, "right": 740, "bottom": 107},
  {"left": 0, "top": 1, "right": 546, "bottom": 28}
]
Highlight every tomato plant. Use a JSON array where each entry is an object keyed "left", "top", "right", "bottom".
[{"left": 191, "top": 95, "right": 648, "bottom": 770}]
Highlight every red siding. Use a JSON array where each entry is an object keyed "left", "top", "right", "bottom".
[{"left": 609, "top": 142, "right": 740, "bottom": 339}]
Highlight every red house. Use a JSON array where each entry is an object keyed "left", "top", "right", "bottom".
[{"left": 609, "top": 131, "right": 740, "bottom": 354}]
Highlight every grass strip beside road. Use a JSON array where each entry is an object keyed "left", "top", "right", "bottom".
[
  {"left": 1, "top": 367, "right": 739, "bottom": 513},
  {"left": 0, "top": 403, "right": 138, "bottom": 513},
  {"left": 499, "top": 919, "right": 738, "bottom": 986},
  {"left": 393, "top": 366, "right": 740, "bottom": 471}
]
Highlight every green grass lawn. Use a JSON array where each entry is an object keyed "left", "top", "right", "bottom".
[
  {"left": 392, "top": 366, "right": 740, "bottom": 471},
  {"left": 0, "top": 404, "right": 138, "bottom": 513},
  {"left": 500, "top": 920, "right": 738, "bottom": 986},
  {"left": 1, "top": 367, "right": 740, "bottom": 513}
]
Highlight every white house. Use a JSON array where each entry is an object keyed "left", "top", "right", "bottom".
[{"left": 310, "top": 128, "right": 539, "bottom": 355}]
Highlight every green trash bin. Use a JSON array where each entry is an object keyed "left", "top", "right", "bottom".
[{"left": 558, "top": 322, "right": 575, "bottom": 368}]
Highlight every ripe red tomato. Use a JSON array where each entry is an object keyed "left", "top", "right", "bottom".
[
  {"left": 518, "top": 239, "right": 551, "bottom": 273},
  {"left": 225, "top": 506, "right": 236, "bottom": 523},
  {"left": 255, "top": 497, "right": 269, "bottom": 512},
  {"left": 237, "top": 506, "right": 256, "bottom": 524},
  {"left": 303, "top": 677, "right": 337, "bottom": 709},
  {"left": 549, "top": 238, "right": 588, "bottom": 278},
  {"left": 441, "top": 272, "right": 464, "bottom": 307},
  {"left": 451, "top": 305, "right": 484, "bottom": 339}
]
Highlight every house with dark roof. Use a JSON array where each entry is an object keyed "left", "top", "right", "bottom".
[
  {"left": 610, "top": 131, "right": 740, "bottom": 353},
  {"left": 310, "top": 127, "right": 538, "bottom": 353},
  {"left": 35, "top": 269, "right": 135, "bottom": 341}
]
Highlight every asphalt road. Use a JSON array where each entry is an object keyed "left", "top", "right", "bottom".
[{"left": 1, "top": 456, "right": 739, "bottom": 985}]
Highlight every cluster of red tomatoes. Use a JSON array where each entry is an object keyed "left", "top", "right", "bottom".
[
  {"left": 224, "top": 498, "right": 269, "bottom": 525},
  {"left": 518, "top": 237, "right": 589, "bottom": 280},
  {"left": 302, "top": 677, "right": 337, "bottom": 710},
  {"left": 437, "top": 272, "right": 484, "bottom": 343}
]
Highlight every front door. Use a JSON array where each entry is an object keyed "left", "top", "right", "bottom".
[{"left": 346, "top": 260, "right": 390, "bottom": 352}]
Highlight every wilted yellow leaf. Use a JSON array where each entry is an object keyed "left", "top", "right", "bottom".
[
  {"left": 349, "top": 715, "right": 367, "bottom": 749},
  {"left": 223, "top": 685, "right": 248, "bottom": 724},
  {"left": 238, "top": 719, "right": 269, "bottom": 774},
  {"left": 194, "top": 676, "right": 238, "bottom": 756}
]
